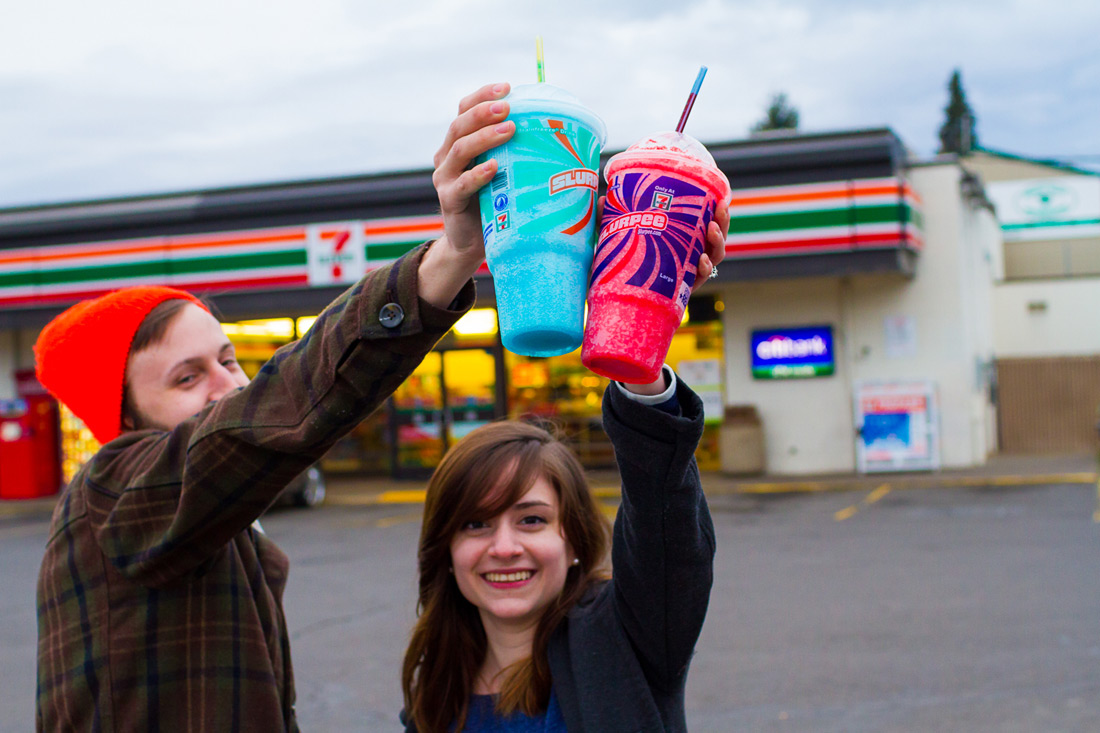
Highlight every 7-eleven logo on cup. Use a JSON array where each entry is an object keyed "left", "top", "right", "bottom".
[
  {"left": 495, "top": 212, "right": 510, "bottom": 231},
  {"left": 652, "top": 192, "right": 673, "bottom": 211}
]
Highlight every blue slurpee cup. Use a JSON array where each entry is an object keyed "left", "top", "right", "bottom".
[{"left": 476, "top": 84, "right": 607, "bottom": 357}]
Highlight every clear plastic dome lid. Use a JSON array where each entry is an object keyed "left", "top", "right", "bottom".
[
  {"left": 606, "top": 130, "right": 730, "bottom": 200},
  {"left": 622, "top": 131, "right": 717, "bottom": 166},
  {"left": 505, "top": 83, "right": 607, "bottom": 145}
]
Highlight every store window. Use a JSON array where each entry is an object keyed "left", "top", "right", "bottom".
[
  {"left": 56, "top": 314, "right": 385, "bottom": 482},
  {"left": 505, "top": 295, "right": 725, "bottom": 471},
  {"left": 55, "top": 297, "right": 724, "bottom": 484},
  {"left": 222, "top": 317, "right": 298, "bottom": 378},
  {"left": 222, "top": 315, "right": 394, "bottom": 475},
  {"left": 60, "top": 404, "right": 98, "bottom": 485},
  {"left": 506, "top": 348, "right": 615, "bottom": 467}
]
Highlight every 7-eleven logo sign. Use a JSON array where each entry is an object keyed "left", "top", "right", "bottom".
[
  {"left": 307, "top": 223, "right": 366, "bottom": 285},
  {"left": 652, "top": 192, "right": 673, "bottom": 211}
]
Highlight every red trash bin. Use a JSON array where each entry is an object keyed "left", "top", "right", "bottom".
[{"left": 0, "top": 397, "right": 60, "bottom": 499}]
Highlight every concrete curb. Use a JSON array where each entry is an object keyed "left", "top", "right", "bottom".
[
  {"left": 321, "top": 470, "right": 1100, "bottom": 506},
  {"left": 709, "top": 471, "right": 1099, "bottom": 495}
]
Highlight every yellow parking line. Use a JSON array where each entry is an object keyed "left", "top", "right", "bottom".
[
  {"left": 835, "top": 483, "right": 892, "bottom": 522},
  {"left": 833, "top": 505, "right": 859, "bottom": 521},
  {"left": 325, "top": 495, "right": 385, "bottom": 507},
  {"left": 378, "top": 489, "right": 428, "bottom": 504},
  {"left": 737, "top": 482, "right": 830, "bottom": 494},
  {"left": 864, "top": 484, "right": 891, "bottom": 505}
]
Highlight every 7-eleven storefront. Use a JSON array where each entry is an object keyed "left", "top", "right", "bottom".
[
  {"left": 0, "top": 206, "right": 722, "bottom": 484},
  {"left": 0, "top": 128, "right": 998, "bottom": 489}
]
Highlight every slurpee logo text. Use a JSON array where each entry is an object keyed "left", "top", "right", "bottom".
[
  {"left": 549, "top": 168, "right": 598, "bottom": 195},
  {"left": 603, "top": 211, "right": 670, "bottom": 236}
]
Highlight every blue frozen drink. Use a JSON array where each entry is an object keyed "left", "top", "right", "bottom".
[{"left": 476, "top": 84, "right": 607, "bottom": 357}]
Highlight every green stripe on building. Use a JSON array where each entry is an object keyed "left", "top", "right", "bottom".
[
  {"left": 1002, "top": 218, "right": 1100, "bottom": 230},
  {"left": 0, "top": 250, "right": 306, "bottom": 289},
  {"left": 171, "top": 250, "right": 305, "bottom": 276},
  {"left": 729, "top": 205, "right": 905, "bottom": 235}
]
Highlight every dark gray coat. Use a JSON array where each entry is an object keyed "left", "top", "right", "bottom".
[
  {"left": 547, "top": 378, "right": 715, "bottom": 732},
  {"left": 402, "top": 378, "right": 714, "bottom": 732}
]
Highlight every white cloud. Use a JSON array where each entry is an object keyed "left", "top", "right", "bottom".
[{"left": 1, "top": 0, "right": 1098, "bottom": 207}]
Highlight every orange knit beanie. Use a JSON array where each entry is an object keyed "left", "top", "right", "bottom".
[{"left": 34, "top": 286, "right": 207, "bottom": 445}]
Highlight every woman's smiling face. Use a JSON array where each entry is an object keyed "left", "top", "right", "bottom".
[{"left": 449, "top": 474, "right": 574, "bottom": 632}]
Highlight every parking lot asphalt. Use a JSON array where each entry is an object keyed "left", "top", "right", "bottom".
[{"left": 4, "top": 451, "right": 1098, "bottom": 731}]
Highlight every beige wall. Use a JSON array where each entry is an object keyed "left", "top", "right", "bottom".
[
  {"left": 964, "top": 152, "right": 1100, "bottom": 278},
  {"left": 717, "top": 162, "right": 1002, "bottom": 474},
  {"left": 846, "top": 165, "right": 998, "bottom": 467},
  {"left": 721, "top": 277, "right": 855, "bottom": 474},
  {"left": 1002, "top": 237, "right": 1100, "bottom": 279},
  {"left": 963, "top": 150, "right": 1100, "bottom": 359},
  {"left": 994, "top": 278, "right": 1100, "bottom": 357},
  {"left": 964, "top": 151, "right": 1071, "bottom": 183}
]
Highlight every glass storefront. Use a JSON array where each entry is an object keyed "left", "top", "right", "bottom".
[
  {"left": 56, "top": 297, "right": 725, "bottom": 481},
  {"left": 60, "top": 403, "right": 99, "bottom": 485},
  {"left": 503, "top": 306, "right": 724, "bottom": 471}
]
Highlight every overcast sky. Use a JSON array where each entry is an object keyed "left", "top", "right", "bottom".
[{"left": 2, "top": 0, "right": 1098, "bottom": 209}]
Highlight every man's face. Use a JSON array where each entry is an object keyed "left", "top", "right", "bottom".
[{"left": 123, "top": 303, "right": 249, "bottom": 432}]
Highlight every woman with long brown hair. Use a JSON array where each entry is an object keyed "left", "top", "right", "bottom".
[{"left": 400, "top": 361, "right": 715, "bottom": 732}]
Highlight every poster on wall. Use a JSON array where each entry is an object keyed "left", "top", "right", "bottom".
[
  {"left": 884, "top": 315, "right": 917, "bottom": 358},
  {"left": 854, "top": 380, "right": 940, "bottom": 473},
  {"left": 677, "top": 358, "right": 723, "bottom": 425}
]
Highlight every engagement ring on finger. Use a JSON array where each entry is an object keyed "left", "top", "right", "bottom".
[{"left": 709, "top": 265, "right": 718, "bottom": 280}]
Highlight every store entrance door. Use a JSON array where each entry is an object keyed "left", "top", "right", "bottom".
[{"left": 391, "top": 347, "right": 503, "bottom": 479}]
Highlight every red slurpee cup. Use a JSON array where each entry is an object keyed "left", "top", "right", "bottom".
[{"left": 582, "top": 132, "right": 731, "bottom": 383}]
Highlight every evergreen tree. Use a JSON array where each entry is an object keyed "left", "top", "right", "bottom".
[
  {"left": 752, "top": 93, "right": 799, "bottom": 133},
  {"left": 937, "top": 69, "right": 979, "bottom": 154}
]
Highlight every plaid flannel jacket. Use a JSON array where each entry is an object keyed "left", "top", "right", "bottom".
[{"left": 36, "top": 244, "right": 475, "bottom": 732}]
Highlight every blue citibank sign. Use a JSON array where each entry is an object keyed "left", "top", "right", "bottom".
[{"left": 751, "top": 325, "right": 835, "bottom": 379}]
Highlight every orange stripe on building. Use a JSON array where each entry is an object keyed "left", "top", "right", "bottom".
[
  {"left": 364, "top": 220, "right": 443, "bottom": 236},
  {"left": 730, "top": 188, "right": 848, "bottom": 206},
  {"left": 169, "top": 230, "right": 305, "bottom": 249},
  {"left": 0, "top": 241, "right": 167, "bottom": 266},
  {"left": 0, "top": 251, "right": 41, "bottom": 266},
  {"left": 0, "top": 230, "right": 306, "bottom": 266},
  {"left": 729, "top": 179, "right": 913, "bottom": 208}
]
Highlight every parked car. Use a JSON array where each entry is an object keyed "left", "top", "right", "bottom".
[{"left": 275, "top": 465, "right": 326, "bottom": 508}]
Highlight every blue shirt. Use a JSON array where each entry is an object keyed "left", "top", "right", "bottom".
[{"left": 457, "top": 689, "right": 567, "bottom": 732}]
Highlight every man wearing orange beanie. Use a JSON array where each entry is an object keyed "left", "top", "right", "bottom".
[{"left": 33, "top": 82, "right": 518, "bottom": 732}]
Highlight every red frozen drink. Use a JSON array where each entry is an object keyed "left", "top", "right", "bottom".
[{"left": 582, "top": 132, "right": 730, "bottom": 383}]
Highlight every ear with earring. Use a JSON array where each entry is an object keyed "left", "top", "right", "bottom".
[{"left": 571, "top": 558, "right": 580, "bottom": 567}]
